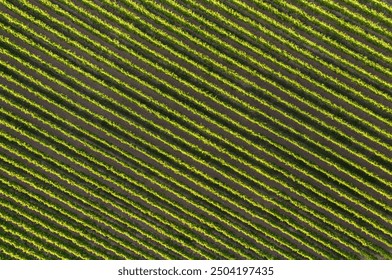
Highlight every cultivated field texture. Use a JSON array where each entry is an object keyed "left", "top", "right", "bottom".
[{"left": 0, "top": 0, "right": 391, "bottom": 259}]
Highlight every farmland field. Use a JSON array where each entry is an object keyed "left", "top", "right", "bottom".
[{"left": 0, "top": 0, "right": 391, "bottom": 259}]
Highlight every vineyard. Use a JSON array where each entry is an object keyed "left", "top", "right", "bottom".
[{"left": 0, "top": 0, "right": 391, "bottom": 259}]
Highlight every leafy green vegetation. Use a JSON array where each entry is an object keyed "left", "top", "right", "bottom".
[{"left": 0, "top": 0, "right": 391, "bottom": 259}]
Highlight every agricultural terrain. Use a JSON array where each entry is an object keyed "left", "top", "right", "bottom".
[{"left": 0, "top": 0, "right": 391, "bottom": 259}]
